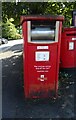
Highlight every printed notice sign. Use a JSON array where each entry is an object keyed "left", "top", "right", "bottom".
[
  {"left": 35, "top": 51, "right": 49, "bottom": 61},
  {"left": 69, "top": 42, "right": 74, "bottom": 50}
]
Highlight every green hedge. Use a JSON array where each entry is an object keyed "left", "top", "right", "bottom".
[{"left": 2, "top": 19, "right": 22, "bottom": 40}]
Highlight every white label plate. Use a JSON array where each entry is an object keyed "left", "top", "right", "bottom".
[
  {"left": 72, "top": 38, "right": 76, "bottom": 40},
  {"left": 37, "top": 46, "right": 48, "bottom": 50},
  {"left": 69, "top": 42, "right": 74, "bottom": 50},
  {"left": 35, "top": 51, "right": 49, "bottom": 61}
]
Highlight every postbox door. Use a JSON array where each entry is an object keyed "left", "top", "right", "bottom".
[{"left": 26, "top": 44, "right": 58, "bottom": 97}]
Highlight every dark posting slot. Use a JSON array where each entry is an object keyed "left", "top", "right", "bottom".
[{"left": 31, "top": 20, "right": 56, "bottom": 42}]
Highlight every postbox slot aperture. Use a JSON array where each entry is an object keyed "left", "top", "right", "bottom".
[{"left": 27, "top": 20, "right": 59, "bottom": 43}]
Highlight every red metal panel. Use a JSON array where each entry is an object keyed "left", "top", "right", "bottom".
[
  {"left": 55, "top": 21, "right": 62, "bottom": 96},
  {"left": 20, "top": 15, "right": 64, "bottom": 25},
  {"left": 22, "top": 21, "right": 29, "bottom": 97},
  {"left": 60, "top": 27, "right": 76, "bottom": 68},
  {"left": 26, "top": 43, "right": 58, "bottom": 98}
]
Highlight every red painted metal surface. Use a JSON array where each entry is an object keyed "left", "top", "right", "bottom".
[
  {"left": 20, "top": 15, "right": 64, "bottom": 25},
  {"left": 60, "top": 27, "right": 76, "bottom": 68},
  {"left": 21, "top": 15, "right": 64, "bottom": 98}
]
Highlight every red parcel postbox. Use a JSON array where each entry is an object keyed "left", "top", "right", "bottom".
[
  {"left": 21, "top": 15, "right": 64, "bottom": 98},
  {"left": 60, "top": 27, "right": 76, "bottom": 68}
]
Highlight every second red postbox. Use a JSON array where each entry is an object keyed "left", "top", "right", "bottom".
[
  {"left": 60, "top": 27, "right": 76, "bottom": 68},
  {"left": 21, "top": 15, "right": 64, "bottom": 98}
]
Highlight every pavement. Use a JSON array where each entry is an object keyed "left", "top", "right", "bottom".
[
  {"left": 1, "top": 39, "right": 75, "bottom": 119},
  {"left": 0, "top": 39, "right": 23, "bottom": 53}
]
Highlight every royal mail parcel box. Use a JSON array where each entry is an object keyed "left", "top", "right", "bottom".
[
  {"left": 60, "top": 27, "right": 76, "bottom": 68},
  {"left": 21, "top": 15, "right": 64, "bottom": 98}
]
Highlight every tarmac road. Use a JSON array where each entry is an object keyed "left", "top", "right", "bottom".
[{"left": 1, "top": 40, "right": 75, "bottom": 119}]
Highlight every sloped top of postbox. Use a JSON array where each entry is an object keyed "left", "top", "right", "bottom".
[{"left": 20, "top": 15, "right": 64, "bottom": 25}]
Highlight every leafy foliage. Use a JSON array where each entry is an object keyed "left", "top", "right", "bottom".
[
  {"left": 2, "top": 18, "right": 22, "bottom": 40},
  {"left": 2, "top": 2, "right": 76, "bottom": 39},
  {"left": 2, "top": 2, "right": 76, "bottom": 27}
]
